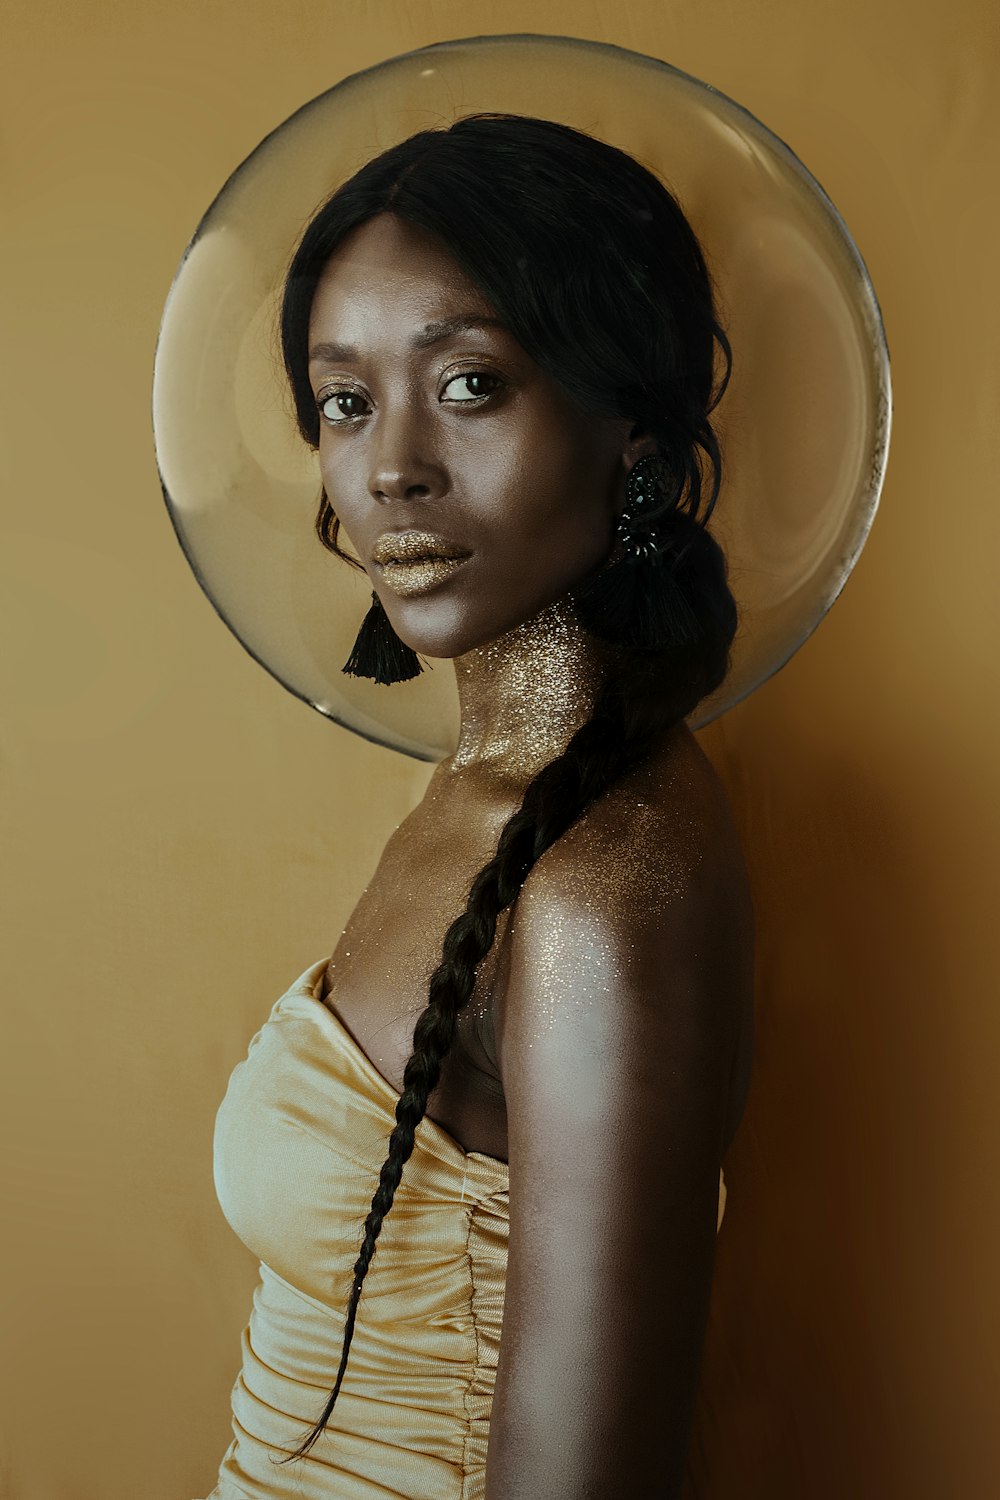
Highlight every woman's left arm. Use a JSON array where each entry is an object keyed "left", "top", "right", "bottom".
[{"left": 485, "top": 806, "right": 748, "bottom": 1500}]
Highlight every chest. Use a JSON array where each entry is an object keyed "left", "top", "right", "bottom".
[
  {"left": 317, "top": 769, "right": 756, "bottom": 1165},
  {"left": 319, "top": 791, "right": 514, "bottom": 1163}
]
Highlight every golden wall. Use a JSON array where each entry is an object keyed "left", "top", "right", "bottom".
[{"left": 2, "top": 1, "right": 996, "bottom": 1496}]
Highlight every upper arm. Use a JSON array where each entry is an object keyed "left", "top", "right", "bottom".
[{"left": 485, "top": 796, "right": 746, "bottom": 1500}]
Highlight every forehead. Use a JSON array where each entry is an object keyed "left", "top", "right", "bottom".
[{"left": 308, "top": 213, "right": 498, "bottom": 336}]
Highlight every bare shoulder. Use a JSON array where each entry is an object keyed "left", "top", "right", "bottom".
[
  {"left": 494, "top": 723, "right": 755, "bottom": 1141},
  {"left": 507, "top": 722, "right": 753, "bottom": 968}
]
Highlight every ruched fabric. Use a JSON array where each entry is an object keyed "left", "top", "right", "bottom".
[{"left": 196, "top": 956, "right": 726, "bottom": 1500}]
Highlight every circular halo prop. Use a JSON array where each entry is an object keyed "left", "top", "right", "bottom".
[{"left": 152, "top": 33, "right": 891, "bottom": 762}]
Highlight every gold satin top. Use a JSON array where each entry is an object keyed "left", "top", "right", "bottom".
[{"left": 198, "top": 956, "right": 727, "bottom": 1500}]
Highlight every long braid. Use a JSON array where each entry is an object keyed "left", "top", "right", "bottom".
[{"left": 281, "top": 527, "right": 733, "bottom": 1463}]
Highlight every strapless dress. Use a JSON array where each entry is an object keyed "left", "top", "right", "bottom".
[{"left": 196, "top": 956, "right": 727, "bottom": 1500}]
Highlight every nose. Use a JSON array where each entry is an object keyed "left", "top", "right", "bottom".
[{"left": 368, "top": 405, "right": 448, "bottom": 505}]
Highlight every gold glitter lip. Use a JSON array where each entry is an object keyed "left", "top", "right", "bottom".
[
  {"left": 371, "top": 530, "right": 470, "bottom": 566},
  {"left": 378, "top": 555, "right": 470, "bottom": 597}
]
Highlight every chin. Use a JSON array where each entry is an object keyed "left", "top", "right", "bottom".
[
  {"left": 380, "top": 598, "right": 526, "bottom": 661},
  {"left": 377, "top": 571, "right": 574, "bottom": 660},
  {"left": 392, "top": 618, "right": 493, "bottom": 661},
  {"left": 377, "top": 594, "right": 474, "bottom": 660}
]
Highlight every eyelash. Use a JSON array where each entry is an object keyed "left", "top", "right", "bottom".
[{"left": 314, "top": 371, "right": 504, "bottom": 426}]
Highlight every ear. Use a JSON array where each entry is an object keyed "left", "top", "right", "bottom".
[{"left": 612, "top": 423, "right": 660, "bottom": 519}]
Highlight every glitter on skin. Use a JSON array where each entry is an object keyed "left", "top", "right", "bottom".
[
  {"left": 502, "top": 757, "right": 707, "bottom": 1047},
  {"left": 318, "top": 586, "right": 716, "bottom": 1161},
  {"left": 449, "top": 595, "right": 616, "bottom": 787}
]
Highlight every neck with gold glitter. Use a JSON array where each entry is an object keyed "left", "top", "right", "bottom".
[{"left": 448, "top": 596, "right": 617, "bottom": 790}]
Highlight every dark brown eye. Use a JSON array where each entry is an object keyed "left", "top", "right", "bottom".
[
  {"left": 441, "top": 372, "right": 503, "bottom": 403},
  {"left": 318, "top": 390, "right": 369, "bottom": 423}
]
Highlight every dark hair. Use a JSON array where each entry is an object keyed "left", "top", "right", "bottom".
[{"left": 278, "top": 111, "right": 737, "bottom": 1461}]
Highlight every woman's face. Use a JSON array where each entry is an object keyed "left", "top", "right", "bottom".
[{"left": 306, "top": 212, "right": 646, "bottom": 659}]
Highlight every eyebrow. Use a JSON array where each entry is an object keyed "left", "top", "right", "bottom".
[{"left": 308, "top": 314, "right": 510, "bottom": 365}]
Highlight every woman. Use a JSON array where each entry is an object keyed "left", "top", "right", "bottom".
[{"left": 202, "top": 112, "right": 755, "bottom": 1500}]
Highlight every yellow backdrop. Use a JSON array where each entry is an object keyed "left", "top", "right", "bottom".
[{"left": 2, "top": 2, "right": 997, "bottom": 1497}]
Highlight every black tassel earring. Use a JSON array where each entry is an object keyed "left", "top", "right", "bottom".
[
  {"left": 342, "top": 591, "right": 423, "bottom": 685},
  {"left": 575, "top": 454, "right": 702, "bottom": 651}
]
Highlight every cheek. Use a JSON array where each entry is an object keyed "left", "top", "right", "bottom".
[
  {"left": 480, "top": 492, "right": 606, "bottom": 610},
  {"left": 318, "top": 444, "right": 364, "bottom": 532},
  {"left": 512, "top": 449, "right": 614, "bottom": 567}
]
